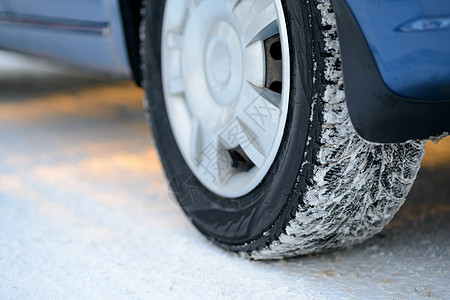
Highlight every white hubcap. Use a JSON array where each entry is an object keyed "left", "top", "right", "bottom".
[{"left": 162, "top": 0, "right": 290, "bottom": 198}]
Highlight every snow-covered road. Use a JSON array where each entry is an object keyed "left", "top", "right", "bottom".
[{"left": 0, "top": 51, "right": 449, "bottom": 299}]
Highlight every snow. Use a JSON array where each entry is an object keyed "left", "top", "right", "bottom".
[{"left": 0, "top": 48, "right": 449, "bottom": 298}]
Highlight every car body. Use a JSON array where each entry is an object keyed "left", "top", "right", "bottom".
[
  {"left": 0, "top": 0, "right": 449, "bottom": 142},
  {"left": 333, "top": 0, "right": 450, "bottom": 142},
  {"left": 0, "top": 1, "right": 137, "bottom": 79}
]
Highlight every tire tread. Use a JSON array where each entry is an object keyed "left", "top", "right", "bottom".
[{"left": 249, "top": 0, "right": 425, "bottom": 259}]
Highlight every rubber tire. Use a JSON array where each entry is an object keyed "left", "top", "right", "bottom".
[{"left": 142, "top": 0, "right": 425, "bottom": 259}]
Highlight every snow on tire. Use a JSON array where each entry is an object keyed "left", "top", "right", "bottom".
[{"left": 249, "top": 0, "right": 425, "bottom": 259}]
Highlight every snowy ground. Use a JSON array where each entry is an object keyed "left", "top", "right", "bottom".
[{"left": 0, "top": 50, "right": 449, "bottom": 299}]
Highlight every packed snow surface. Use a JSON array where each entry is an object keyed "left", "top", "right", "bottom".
[{"left": 0, "top": 52, "right": 449, "bottom": 299}]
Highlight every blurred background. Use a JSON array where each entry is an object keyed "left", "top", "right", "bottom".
[{"left": 0, "top": 50, "right": 449, "bottom": 298}]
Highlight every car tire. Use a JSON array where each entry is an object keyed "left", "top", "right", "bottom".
[{"left": 141, "top": 0, "right": 425, "bottom": 259}]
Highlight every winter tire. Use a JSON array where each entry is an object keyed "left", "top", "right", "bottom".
[{"left": 142, "top": 0, "right": 425, "bottom": 259}]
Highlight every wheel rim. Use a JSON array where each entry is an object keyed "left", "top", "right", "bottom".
[{"left": 161, "top": 0, "right": 290, "bottom": 198}]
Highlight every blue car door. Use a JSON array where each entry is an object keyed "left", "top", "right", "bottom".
[
  {"left": 0, "top": 0, "right": 130, "bottom": 76},
  {"left": 0, "top": 0, "right": 31, "bottom": 51},
  {"left": 8, "top": 0, "right": 108, "bottom": 23},
  {"left": 0, "top": 0, "right": 12, "bottom": 13}
]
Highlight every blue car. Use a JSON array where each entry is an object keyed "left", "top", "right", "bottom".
[{"left": 1, "top": 0, "right": 448, "bottom": 259}]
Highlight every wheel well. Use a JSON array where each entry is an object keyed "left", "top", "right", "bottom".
[{"left": 119, "top": 0, "right": 144, "bottom": 86}]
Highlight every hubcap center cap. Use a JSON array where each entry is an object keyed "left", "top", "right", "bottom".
[
  {"left": 204, "top": 21, "right": 243, "bottom": 106},
  {"left": 206, "top": 37, "right": 231, "bottom": 88}
]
